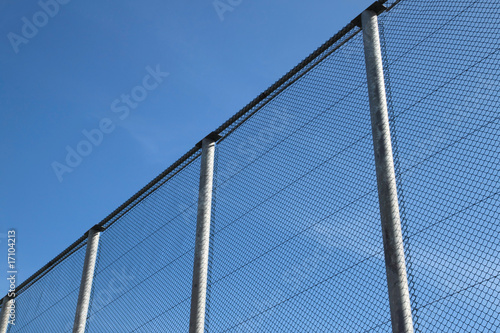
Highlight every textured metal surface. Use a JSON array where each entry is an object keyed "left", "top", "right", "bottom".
[
  {"left": 189, "top": 138, "right": 217, "bottom": 333},
  {"left": 362, "top": 9, "right": 413, "bottom": 333},
  {"left": 73, "top": 229, "right": 101, "bottom": 333}
]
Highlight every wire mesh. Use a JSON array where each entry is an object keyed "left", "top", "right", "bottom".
[
  {"left": 5, "top": 0, "right": 500, "bottom": 332},
  {"left": 206, "top": 25, "right": 392, "bottom": 332},
  {"left": 7, "top": 242, "right": 87, "bottom": 333},
  {"left": 380, "top": 0, "right": 500, "bottom": 331},
  {"left": 83, "top": 153, "right": 201, "bottom": 332}
]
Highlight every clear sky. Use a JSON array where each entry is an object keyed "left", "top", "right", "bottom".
[{"left": 0, "top": 0, "right": 377, "bottom": 295}]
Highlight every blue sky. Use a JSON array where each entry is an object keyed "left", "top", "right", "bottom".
[{"left": 0, "top": 0, "right": 377, "bottom": 296}]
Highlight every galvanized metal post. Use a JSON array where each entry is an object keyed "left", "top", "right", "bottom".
[
  {"left": 189, "top": 132, "right": 219, "bottom": 333},
  {"left": 73, "top": 226, "right": 102, "bottom": 333},
  {"left": 361, "top": 5, "right": 414, "bottom": 333},
  {"left": 0, "top": 296, "right": 13, "bottom": 333}
]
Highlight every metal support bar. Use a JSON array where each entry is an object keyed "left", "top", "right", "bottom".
[
  {"left": 73, "top": 226, "right": 102, "bottom": 333},
  {"left": 189, "top": 133, "right": 218, "bottom": 333},
  {"left": 0, "top": 296, "right": 13, "bottom": 333},
  {"left": 361, "top": 8, "right": 414, "bottom": 333}
]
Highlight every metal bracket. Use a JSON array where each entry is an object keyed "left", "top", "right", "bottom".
[
  {"left": 355, "top": 1, "right": 387, "bottom": 28},
  {"left": 196, "top": 131, "right": 222, "bottom": 148},
  {"left": 90, "top": 225, "right": 105, "bottom": 233}
]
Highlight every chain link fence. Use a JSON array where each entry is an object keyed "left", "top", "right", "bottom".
[
  {"left": 85, "top": 153, "right": 202, "bottom": 332},
  {"left": 8, "top": 243, "right": 87, "bottom": 332},
  {"left": 380, "top": 0, "right": 500, "bottom": 331},
  {"left": 4, "top": 0, "right": 499, "bottom": 331},
  {"left": 206, "top": 20, "right": 390, "bottom": 332}
]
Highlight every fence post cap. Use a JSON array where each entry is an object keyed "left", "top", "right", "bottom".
[{"left": 196, "top": 132, "right": 222, "bottom": 148}]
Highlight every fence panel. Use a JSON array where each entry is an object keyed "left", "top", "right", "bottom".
[
  {"left": 380, "top": 0, "right": 500, "bottom": 331},
  {"left": 205, "top": 25, "right": 392, "bottom": 332},
  {"left": 7, "top": 243, "right": 87, "bottom": 333},
  {"left": 84, "top": 154, "right": 201, "bottom": 332}
]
